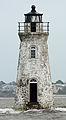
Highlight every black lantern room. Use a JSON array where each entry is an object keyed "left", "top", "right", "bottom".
[{"left": 24, "top": 5, "right": 43, "bottom": 23}]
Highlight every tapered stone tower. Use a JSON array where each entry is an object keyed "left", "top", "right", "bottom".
[{"left": 15, "top": 5, "right": 53, "bottom": 109}]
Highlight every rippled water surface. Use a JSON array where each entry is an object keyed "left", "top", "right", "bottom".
[{"left": 0, "top": 95, "right": 66, "bottom": 120}]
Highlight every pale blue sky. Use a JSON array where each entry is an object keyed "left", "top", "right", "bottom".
[{"left": 0, "top": 0, "right": 66, "bottom": 83}]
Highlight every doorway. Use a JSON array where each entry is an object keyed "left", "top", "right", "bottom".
[
  {"left": 31, "top": 22, "right": 36, "bottom": 32},
  {"left": 30, "top": 82, "right": 37, "bottom": 102}
]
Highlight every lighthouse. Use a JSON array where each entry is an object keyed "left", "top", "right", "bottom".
[{"left": 15, "top": 5, "right": 53, "bottom": 109}]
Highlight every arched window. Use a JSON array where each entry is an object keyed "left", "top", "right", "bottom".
[{"left": 31, "top": 46, "right": 35, "bottom": 58}]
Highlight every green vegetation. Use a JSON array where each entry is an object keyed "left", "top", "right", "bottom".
[
  {"left": 57, "top": 86, "right": 66, "bottom": 94},
  {"left": 56, "top": 80, "right": 64, "bottom": 84},
  {"left": 22, "top": 103, "right": 27, "bottom": 110},
  {"left": 14, "top": 103, "right": 27, "bottom": 111}
]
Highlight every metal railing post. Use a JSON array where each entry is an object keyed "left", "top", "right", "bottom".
[
  {"left": 47, "top": 22, "right": 49, "bottom": 32},
  {"left": 18, "top": 22, "right": 20, "bottom": 32}
]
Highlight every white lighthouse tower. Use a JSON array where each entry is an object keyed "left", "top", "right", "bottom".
[{"left": 15, "top": 5, "right": 53, "bottom": 109}]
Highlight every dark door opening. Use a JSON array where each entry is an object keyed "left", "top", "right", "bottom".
[
  {"left": 31, "top": 23, "right": 36, "bottom": 32},
  {"left": 30, "top": 83, "right": 37, "bottom": 102}
]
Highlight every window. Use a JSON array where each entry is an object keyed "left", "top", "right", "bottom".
[
  {"left": 31, "top": 23, "right": 36, "bottom": 32},
  {"left": 30, "top": 79, "right": 37, "bottom": 82},
  {"left": 31, "top": 47, "right": 35, "bottom": 58}
]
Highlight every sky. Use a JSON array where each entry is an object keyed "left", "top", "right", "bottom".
[{"left": 0, "top": 0, "right": 66, "bottom": 83}]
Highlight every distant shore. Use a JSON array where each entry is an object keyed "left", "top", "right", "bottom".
[{"left": 0, "top": 80, "right": 66, "bottom": 97}]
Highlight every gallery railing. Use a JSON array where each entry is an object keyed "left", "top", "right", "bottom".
[{"left": 18, "top": 22, "right": 49, "bottom": 33}]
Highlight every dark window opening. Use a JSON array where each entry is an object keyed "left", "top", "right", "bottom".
[
  {"left": 31, "top": 47, "right": 35, "bottom": 58},
  {"left": 31, "top": 23, "right": 36, "bottom": 32}
]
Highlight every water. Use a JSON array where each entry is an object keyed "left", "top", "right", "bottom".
[{"left": 0, "top": 95, "right": 66, "bottom": 120}]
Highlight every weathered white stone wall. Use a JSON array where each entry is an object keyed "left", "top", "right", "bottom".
[{"left": 15, "top": 33, "right": 53, "bottom": 108}]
